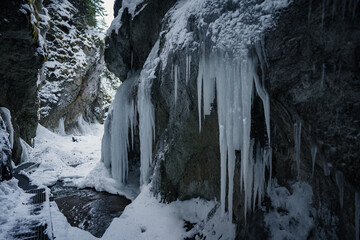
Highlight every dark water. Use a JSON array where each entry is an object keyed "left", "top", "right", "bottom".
[{"left": 50, "top": 181, "right": 131, "bottom": 238}]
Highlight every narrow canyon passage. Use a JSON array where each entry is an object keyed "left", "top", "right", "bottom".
[{"left": 1, "top": 0, "right": 359, "bottom": 239}]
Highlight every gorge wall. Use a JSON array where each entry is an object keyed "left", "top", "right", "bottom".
[
  {"left": 0, "top": 0, "right": 118, "bottom": 171},
  {"left": 105, "top": 0, "right": 360, "bottom": 239},
  {"left": 0, "top": 0, "right": 47, "bottom": 167}
]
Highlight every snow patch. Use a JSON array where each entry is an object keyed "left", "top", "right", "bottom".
[{"left": 265, "top": 180, "right": 315, "bottom": 240}]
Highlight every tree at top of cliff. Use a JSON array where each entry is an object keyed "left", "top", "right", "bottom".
[{"left": 69, "top": 0, "right": 106, "bottom": 29}]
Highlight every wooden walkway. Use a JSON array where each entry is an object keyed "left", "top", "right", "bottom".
[{"left": 12, "top": 162, "right": 53, "bottom": 240}]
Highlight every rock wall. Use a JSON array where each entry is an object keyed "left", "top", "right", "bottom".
[
  {"left": 38, "top": 0, "right": 108, "bottom": 133},
  {"left": 0, "top": 0, "right": 47, "bottom": 163},
  {"left": 105, "top": 0, "right": 359, "bottom": 238},
  {"left": 265, "top": 0, "right": 360, "bottom": 238}
]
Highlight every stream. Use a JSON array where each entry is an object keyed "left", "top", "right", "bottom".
[{"left": 50, "top": 181, "right": 131, "bottom": 238}]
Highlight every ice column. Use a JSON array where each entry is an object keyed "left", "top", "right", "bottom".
[
  {"left": 294, "top": 120, "right": 302, "bottom": 179},
  {"left": 356, "top": 192, "right": 359, "bottom": 240},
  {"left": 101, "top": 75, "right": 137, "bottom": 184},
  {"left": 335, "top": 170, "right": 344, "bottom": 208},
  {"left": 0, "top": 107, "right": 14, "bottom": 148},
  {"left": 185, "top": 54, "right": 191, "bottom": 84},
  {"left": 137, "top": 41, "right": 159, "bottom": 185},
  {"left": 311, "top": 145, "right": 317, "bottom": 179},
  {"left": 102, "top": 41, "right": 159, "bottom": 186}
]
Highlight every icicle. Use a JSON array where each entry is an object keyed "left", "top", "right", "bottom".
[
  {"left": 335, "top": 170, "right": 344, "bottom": 208},
  {"left": 185, "top": 54, "right": 191, "bottom": 85},
  {"left": 131, "top": 51, "right": 134, "bottom": 70},
  {"left": 0, "top": 107, "right": 14, "bottom": 148},
  {"left": 321, "top": 0, "right": 326, "bottom": 28},
  {"left": 219, "top": 125, "right": 227, "bottom": 216},
  {"left": 20, "top": 138, "right": 30, "bottom": 163},
  {"left": 101, "top": 75, "right": 137, "bottom": 184},
  {"left": 253, "top": 61, "right": 271, "bottom": 145},
  {"left": 323, "top": 160, "right": 330, "bottom": 176},
  {"left": 137, "top": 41, "right": 159, "bottom": 185},
  {"left": 294, "top": 120, "right": 302, "bottom": 179},
  {"left": 311, "top": 145, "right": 317, "bottom": 179},
  {"left": 321, "top": 64, "right": 326, "bottom": 89},
  {"left": 308, "top": 0, "right": 312, "bottom": 23},
  {"left": 353, "top": 0, "right": 359, "bottom": 18},
  {"left": 58, "top": 117, "right": 66, "bottom": 136},
  {"left": 197, "top": 49, "right": 271, "bottom": 222},
  {"left": 174, "top": 64, "right": 179, "bottom": 104},
  {"left": 197, "top": 55, "right": 204, "bottom": 132},
  {"left": 332, "top": 0, "right": 337, "bottom": 17},
  {"left": 265, "top": 147, "right": 273, "bottom": 195},
  {"left": 356, "top": 192, "right": 359, "bottom": 240}
]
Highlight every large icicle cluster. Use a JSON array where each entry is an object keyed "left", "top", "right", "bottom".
[
  {"left": 101, "top": 42, "right": 159, "bottom": 186},
  {"left": 158, "top": 0, "right": 292, "bottom": 222},
  {"left": 101, "top": 75, "right": 137, "bottom": 184},
  {"left": 197, "top": 51, "right": 271, "bottom": 221}
]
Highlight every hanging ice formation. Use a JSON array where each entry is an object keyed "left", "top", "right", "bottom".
[
  {"left": 101, "top": 75, "right": 137, "bottom": 184},
  {"left": 294, "top": 120, "right": 302, "bottom": 179},
  {"left": 101, "top": 41, "right": 159, "bottom": 186},
  {"left": 311, "top": 145, "right": 317, "bottom": 179},
  {"left": 137, "top": 41, "right": 159, "bottom": 185},
  {"left": 173, "top": 64, "right": 179, "bottom": 104},
  {"left": 197, "top": 49, "right": 271, "bottom": 222},
  {"left": 185, "top": 54, "right": 191, "bottom": 85},
  {"left": 335, "top": 170, "right": 344, "bottom": 208},
  {"left": 356, "top": 192, "right": 359, "bottom": 240}
]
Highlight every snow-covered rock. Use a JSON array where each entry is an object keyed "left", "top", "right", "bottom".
[
  {"left": 38, "top": 0, "right": 120, "bottom": 133},
  {"left": 105, "top": 0, "right": 360, "bottom": 238}
]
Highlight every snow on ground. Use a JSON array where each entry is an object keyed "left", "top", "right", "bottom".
[
  {"left": 0, "top": 123, "right": 235, "bottom": 239},
  {"left": 50, "top": 201, "right": 98, "bottom": 240},
  {"left": 103, "top": 184, "right": 235, "bottom": 240},
  {"left": 264, "top": 180, "right": 315, "bottom": 240}
]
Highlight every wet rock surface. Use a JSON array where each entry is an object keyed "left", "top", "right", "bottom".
[{"left": 50, "top": 181, "right": 131, "bottom": 238}]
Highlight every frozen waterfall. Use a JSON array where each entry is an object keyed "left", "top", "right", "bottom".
[
  {"left": 101, "top": 75, "right": 137, "bottom": 184},
  {"left": 101, "top": 41, "right": 159, "bottom": 186}
]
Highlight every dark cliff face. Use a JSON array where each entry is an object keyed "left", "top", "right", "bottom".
[
  {"left": 105, "top": 0, "right": 177, "bottom": 80},
  {"left": 265, "top": 0, "right": 360, "bottom": 238},
  {"left": 0, "top": 0, "right": 46, "bottom": 163},
  {"left": 106, "top": 0, "right": 359, "bottom": 238}
]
